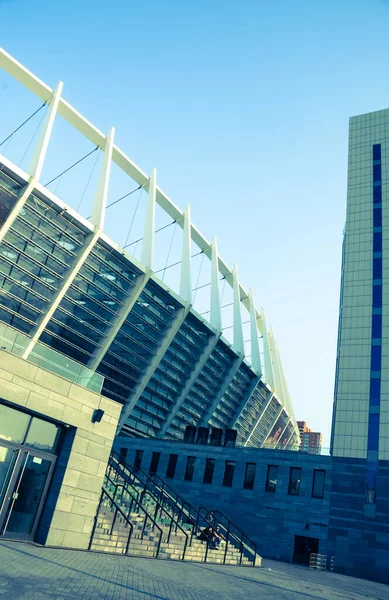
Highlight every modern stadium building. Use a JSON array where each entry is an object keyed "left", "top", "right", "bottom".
[{"left": 0, "top": 47, "right": 300, "bottom": 450}]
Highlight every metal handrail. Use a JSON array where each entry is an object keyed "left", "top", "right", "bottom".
[
  {"left": 112, "top": 450, "right": 256, "bottom": 566},
  {"left": 105, "top": 473, "right": 164, "bottom": 558},
  {"left": 112, "top": 451, "right": 202, "bottom": 520},
  {"left": 107, "top": 457, "right": 189, "bottom": 560},
  {"left": 89, "top": 488, "right": 134, "bottom": 554},
  {"left": 200, "top": 507, "right": 257, "bottom": 565},
  {"left": 111, "top": 458, "right": 182, "bottom": 528},
  {"left": 111, "top": 451, "right": 206, "bottom": 534},
  {"left": 112, "top": 453, "right": 190, "bottom": 520}
]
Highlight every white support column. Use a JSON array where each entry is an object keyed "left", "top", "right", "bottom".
[
  {"left": 259, "top": 309, "right": 275, "bottom": 392},
  {"left": 117, "top": 303, "right": 190, "bottom": 431},
  {"left": 268, "top": 329, "right": 285, "bottom": 405},
  {"left": 22, "top": 126, "right": 115, "bottom": 359},
  {"left": 87, "top": 269, "right": 152, "bottom": 372},
  {"left": 179, "top": 204, "right": 192, "bottom": 304},
  {"left": 29, "top": 80, "right": 63, "bottom": 181},
  {"left": 0, "top": 81, "right": 63, "bottom": 245},
  {"left": 232, "top": 264, "right": 244, "bottom": 356},
  {"left": 275, "top": 337, "right": 295, "bottom": 421},
  {"left": 244, "top": 391, "right": 275, "bottom": 447},
  {"left": 210, "top": 237, "right": 222, "bottom": 332},
  {"left": 158, "top": 330, "right": 221, "bottom": 438},
  {"left": 249, "top": 288, "right": 262, "bottom": 377},
  {"left": 141, "top": 168, "right": 156, "bottom": 270},
  {"left": 90, "top": 127, "right": 115, "bottom": 230},
  {"left": 199, "top": 354, "right": 244, "bottom": 426}
]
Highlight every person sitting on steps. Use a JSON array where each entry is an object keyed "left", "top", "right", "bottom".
[{"left": 209, "top": 526, "right": 225, "bottom": 550}]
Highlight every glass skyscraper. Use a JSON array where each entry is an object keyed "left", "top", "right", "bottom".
[{"left": 332, "top": 109, "right": 389, "bottom": 463}]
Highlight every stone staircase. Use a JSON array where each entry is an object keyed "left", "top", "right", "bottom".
[{"left": 89, "top": 453, "right": 261, "bottom": 567}]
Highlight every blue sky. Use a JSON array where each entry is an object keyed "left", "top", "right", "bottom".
[{"left": 2, "top": 0, "right": 389, "bottom": 448}]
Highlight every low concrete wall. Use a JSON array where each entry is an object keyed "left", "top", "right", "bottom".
[{"left": 0, "top": 350, "right": 122, "bottom": 549}]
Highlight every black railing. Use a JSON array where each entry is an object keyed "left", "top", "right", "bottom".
[
  {"left": 89, "top": 488, "right": 134, "bottom": 554},
  {"left": 199, "top": 507, "right": 257, "bottom": 565},
  {"left": 111, "top": 451, "right": 207, "bottom": 534},
  {"left": 106, "top": 460, "right": 189, "bottom": 560},
  {"left": 104, "top": 472, "right": 164, "bottom": 557},
  {"left": 111, "top": 450, "right": 257, "bottom": 566}
]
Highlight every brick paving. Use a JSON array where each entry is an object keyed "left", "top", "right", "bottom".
[{"left": 0, "top": 541, "right": 387, "bottom": 600}]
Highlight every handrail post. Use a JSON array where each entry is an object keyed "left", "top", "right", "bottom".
[
  {"left": 111, "top": 507, "right": 118, "bottom": 536},
  {"left": 204, "top": 532, "right": 209, "bottom": 564},
  {"left": 182, "top": 533, "right": 188, "bottom": 561},
  {"left": 141, "top": 515, "right": 148, "bottom": 540},
  {"left": 167, "top": 516, "right": 173, "bottom": 544},
  {"left": 88, "top": 489, "right": 104, "bottom": 550},
  {"left": 223, "top": 528, "right": 229, "bottom": 564}
]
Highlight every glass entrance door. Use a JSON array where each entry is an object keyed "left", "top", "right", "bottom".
[
  {"left": 0, "top": 443, "right": 55, "bottom": 540},
  {"left": 0, "top": 444, "right": 18, "bottom": 509}
]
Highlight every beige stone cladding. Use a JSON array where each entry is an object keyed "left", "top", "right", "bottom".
[{"left": 0, "top": 350, "right": 122, "bottom": 549}]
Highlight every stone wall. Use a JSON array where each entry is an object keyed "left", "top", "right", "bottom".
[
  {"left": 0, "top": 350, "right": 122, "bottom": 549},
  {"left": 327, "top": 457, "right": 389, "bottom": 584}
]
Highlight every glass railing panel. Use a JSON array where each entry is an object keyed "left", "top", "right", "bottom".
[{"left": 0, "top": 322, "right": 103, "bottom": 392}]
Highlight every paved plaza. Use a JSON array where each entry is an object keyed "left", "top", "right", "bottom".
[{"left": 0, "top": 541, "right": 387, "bottom": 600}]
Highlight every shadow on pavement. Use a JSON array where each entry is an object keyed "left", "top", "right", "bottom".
[{"left": 0, "top": 542, "right": 171, "bottom": 600}]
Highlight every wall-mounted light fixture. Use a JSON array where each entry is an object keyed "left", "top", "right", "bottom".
[{"left": 92, "top": 409, "right": 104, "bottom": 423}]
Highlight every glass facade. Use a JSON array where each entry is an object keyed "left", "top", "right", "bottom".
[
  {"left": 332, "top": 110, "right": 389, "bottom": 461},
  {"left": 0, "top": 401, "right": 61, "bottom": 453},
  {"left": 0, "top": 158, "right": 300, "bottom": 449},
  {"left": 169, "top": 341, "right": 237, "bottom": 437}
]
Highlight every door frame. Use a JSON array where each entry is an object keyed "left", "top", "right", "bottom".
[{"left": 0, "top": 439, "right": 57, "bottom": 541}]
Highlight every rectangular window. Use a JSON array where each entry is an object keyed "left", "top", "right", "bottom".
[
  {"left": 370, "top": 378, "right": 381, "bottom": 405},
  {"left": 288, "top": 467, "right": 302, "bottom": 495},
  {"left": 373, "top": 144, "right": 381, "bottom": 161},
  {"left": 184, "top": 456, "right": 196, "bottom": 481},
  {"left": 373, "top": 286, "right": 382, "bottom": 308},
  {"left": 373, "top": 208, "right": 382, "bottom": 228},
  {"left": 166, "top": 453, "right": 178, "bottom": 479},
  {"left": 222, "top": 461, "right": 235, "bottom": 487},
  {"left": 373, "top": 164, "right": 382, "bottom": 181},
  {"left": 203, "top": 458, "right": 216, "bottom": 484},
  {"left": 372, "top": 314, "right": 382, "bottom": 338},
  {"left": 134, "top": 449, "right": 144, "bottom": 470},
  {"left": 373, "top": 234, "right": 382, "bottom": 253},
  {"left": 149, "top": 452, "right": 161, "bottom": 474},
  {"left": 25, "top": 418, "right": 61, "bottom": 452},
  {"left": 120, "top": 448, "right": 128, "bottom": 458},
  {"left": 265, "top": 465, "right": 279, "bottom": 492},
  {"left": 368, "top": 414, "right": 380, "bottom": 450},
  {"left": 370, "top": 345, "right": 382, "bottom": 371},
  {"left": 373, "top": 186, "right": 382, "bottom": 203},
  {"left": 373, "top": 258, "right": 383, "bottom": 278},
  {"left": 312, "top": 470, "right": 325, "bottom": 498},
  {"left": 243, "top": 462, "right": 256, "bottom": 490}
]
